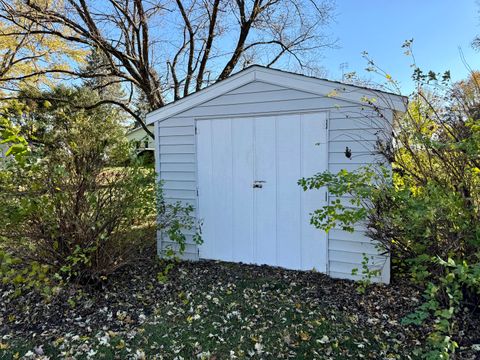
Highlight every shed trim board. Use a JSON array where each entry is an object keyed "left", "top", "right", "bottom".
[{"left": 149, "top": 66, "right": 403, "bottom": 283}]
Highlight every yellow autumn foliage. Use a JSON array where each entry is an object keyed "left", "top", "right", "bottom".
[{"left": 0, "top": 1, "right": 87, "bottom": 95}]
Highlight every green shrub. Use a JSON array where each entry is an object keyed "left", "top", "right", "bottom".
[
  {"left": 300, "top": 68, "right": 480, "bottom": 358},
  {"left": 402, "top": 258, "right": 480, "bottom": 358},
  {"left": 0, "top": 86, "right": 200, "bottom": 287},
  {"left": 0, "top": 103, "right": 29, "bottom": 161}
]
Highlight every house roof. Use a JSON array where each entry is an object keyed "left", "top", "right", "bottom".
[
  {"left": 126, "top": 125, "right": 154, "bottom": 136},
  {"left": 146, "top": 65, "right": 407, "bottom": 124}
]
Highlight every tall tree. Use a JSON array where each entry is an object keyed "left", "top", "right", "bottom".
[
  {"left": 0, "top": 3, "right": 87, "bottom": 95},
  {"left": 81, "top": 48, "right": 126, "bottom": 101},
  {"left": 0, "top": 3, "right": 86, "bottom": 158},
  {"left": 0, "top": 0, "right": 336, "bottom": 138}
]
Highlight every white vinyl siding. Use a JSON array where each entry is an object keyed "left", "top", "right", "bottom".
[
  {"left": 327, "top": 109, "right": 392, "bottom": 283},
  {"left": 156, "top": 79, "right": 393, "bottom": 282}
]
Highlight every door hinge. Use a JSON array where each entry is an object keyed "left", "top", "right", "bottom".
[
  {"left": 196, "top": 187, "right": 199, "bottom": 197},
  {"left": 195, "top": 125, "right": 198, "bottom": 134},
  {"left": 325, "top": 191, "right": 328, "bottom": 202},
  {"left": 325, "top": 118, "right": 328, "bottom": 129}
]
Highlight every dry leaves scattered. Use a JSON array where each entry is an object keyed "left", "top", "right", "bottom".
[{"left": 1, "top": 259, "right": 479, "bottom": 359}]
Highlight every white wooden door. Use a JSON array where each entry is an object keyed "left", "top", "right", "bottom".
[{"left": 196, "top": 113, "right": 328, "bottom": 272}]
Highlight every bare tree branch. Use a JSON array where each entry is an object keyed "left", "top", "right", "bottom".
[{"left": 0, "top": 0, "right": 335, "bottom": 138}]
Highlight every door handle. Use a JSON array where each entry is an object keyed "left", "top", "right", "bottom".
[{"left": 253, "top": 180, "right": 266, "bottom": 188}]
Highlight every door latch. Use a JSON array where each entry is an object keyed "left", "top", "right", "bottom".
[{"left": 253, "top": 180, "right": 266, "bottom": 188}]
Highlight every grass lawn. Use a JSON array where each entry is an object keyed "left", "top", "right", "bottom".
[{"left": 1, "top": 259, "right": 476, "bottom": 359}]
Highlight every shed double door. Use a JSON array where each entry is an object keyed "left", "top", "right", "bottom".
[{"left": 196, "top": 112, "right": 328, "bottom": 272}]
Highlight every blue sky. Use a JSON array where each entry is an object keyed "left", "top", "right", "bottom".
[{"left": 321, "top": 0, "right": 479, "bottom": 94}]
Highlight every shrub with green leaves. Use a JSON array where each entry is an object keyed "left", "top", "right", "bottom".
[
  {"left": 0, "top": 86, "right": 199, "bottom": 286},
  {"left": 300, "top": 68, "right": 480, "bottom": 358},
  {"left": 0, "top": 104, "right": 29, "bottom": 161}
]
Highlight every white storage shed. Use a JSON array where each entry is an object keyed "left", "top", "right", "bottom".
[{"left": 146, "top": 66, "right": 405, "bottom": 283}]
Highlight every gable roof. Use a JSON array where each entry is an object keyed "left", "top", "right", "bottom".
[{"left": 146, "top": 65, "right": 407, "bottom": 124}]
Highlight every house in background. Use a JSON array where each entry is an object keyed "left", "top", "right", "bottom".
[
  {"left": 126, "top": 125, "right": 155, "bottom": 163},
  {"left": 146, "top": 66, "right": 406, "bottom": 284}
]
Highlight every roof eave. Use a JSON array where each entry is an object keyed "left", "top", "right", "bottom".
[
  {"left": 146, "top": 66, "right": 407, "bottom": 124},
  {"left": 146, "top": 67, "right": 257, "bottom": 125}
]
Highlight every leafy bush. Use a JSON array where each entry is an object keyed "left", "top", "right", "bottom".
[
  {"left": 402, "top": 258, "right": 480, "bottom": 358},
  {"left": 0, "top": 87, "right": 199, "bottom": 286},
  {"left": 155, "top": 187, "right": 203, "bottom": 284},
  {"left": 0, "top": 105, "right": 29, "bottom": 160},
  {"left": 300, "top": 68, "right": 480, "bottom": 358}
]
